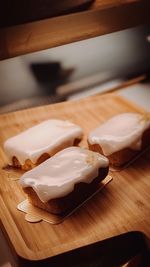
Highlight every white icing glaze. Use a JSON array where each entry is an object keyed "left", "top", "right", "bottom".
[
  {"left": 4, "top": 119, "right": 83, "bottom": 165},
  {"left": 20, "top": 147, "right": 109, "bottom": 202},
  {"left": 88, "top": 113, "right": 150, "bottom": 156}
]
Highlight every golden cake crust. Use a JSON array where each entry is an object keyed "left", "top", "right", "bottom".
[
  {"left": 88, "top": 127, "right": 150, "bottom": 167},
  {"left": 12, "top": 138, "right": 81, "bottom": 170},
  {"left": 23, "top": 166, "right": 109, "bottom": 214}
]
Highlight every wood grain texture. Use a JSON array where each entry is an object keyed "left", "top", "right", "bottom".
[
  {"left": 0, "top": 0, "right": 148, "bottom": 59},
  {"left": 0, "top": 93, "right": 150, "bottom": 261}
]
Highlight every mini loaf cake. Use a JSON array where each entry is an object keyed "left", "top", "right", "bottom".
[
  {"left": 20, "top": 147, "right": 109, "bottom": 214},
  {"left": 88, "top": 113, "right": 150, "bottom": 167},
  {"left": 4, "top": 119, "right": 83, "bottom": 170}
]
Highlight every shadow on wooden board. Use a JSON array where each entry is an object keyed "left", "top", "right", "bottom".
[{"left": 17, "top": 231, "right": 150, "bottom": 267}]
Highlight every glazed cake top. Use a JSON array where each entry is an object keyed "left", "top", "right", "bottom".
[
  {"left": 88, "top": 113, "right": 150, "bottom": 156},
  {"left": 4, "top": 119, "right": 83, "bottom": 164},
  {"left": 20, "top": 147, "right": 109, "bottom": 202}
]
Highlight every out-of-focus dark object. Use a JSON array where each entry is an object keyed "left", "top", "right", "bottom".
[
  {"left": 30, "top": 61, "right": 74, "bottom": 94},
  {"left": 0, "top": 0, "right": 94, "bottom": 27}
]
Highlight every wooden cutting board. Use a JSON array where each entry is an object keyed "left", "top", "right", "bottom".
[{"left": 0, "top": 93, "right": 150, "bottom": 261}]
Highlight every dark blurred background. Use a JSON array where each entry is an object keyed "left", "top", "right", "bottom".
[{"left": 0, "top": 24, "right": 150, "bottom": 112}]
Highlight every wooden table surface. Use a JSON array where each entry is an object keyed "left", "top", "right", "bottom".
[
  {"left": 0, "top": 0, "right": 149, "bottom": 60},
  {"left": 0, "top": 93, "right": 150, "bottom": 262}
]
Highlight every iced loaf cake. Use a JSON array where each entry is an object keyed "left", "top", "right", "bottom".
[
  {"left": 4, "top": 119, "right": 83, "bottom": 170},
  {"left": 20, "top": 147, "right": 109, "bottom": 214},
  {"left": 88, "top": 113, "right": 150, "bottom": 166}
]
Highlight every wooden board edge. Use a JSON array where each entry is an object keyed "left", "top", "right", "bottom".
[{"left": 0, "top": 93, "right": 148, "bottom": 123}]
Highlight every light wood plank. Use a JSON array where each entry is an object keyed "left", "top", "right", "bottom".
[{"left": 0, "top": 94, "right": 150, "bottom": 261}]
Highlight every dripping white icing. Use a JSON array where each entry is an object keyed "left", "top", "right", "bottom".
[
  {"left": 20, "top": 147, "right": 109, "bottom": 202},
  {"left": 88, "top": 113, "right": 150, "bottom": 156},
  {"left": 4, "top": 119, "right": 83, "bottom": 165}
]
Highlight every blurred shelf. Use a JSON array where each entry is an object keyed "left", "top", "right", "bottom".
[{"left": 0, "top": 0, "right": 149, "bottom": 60}]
